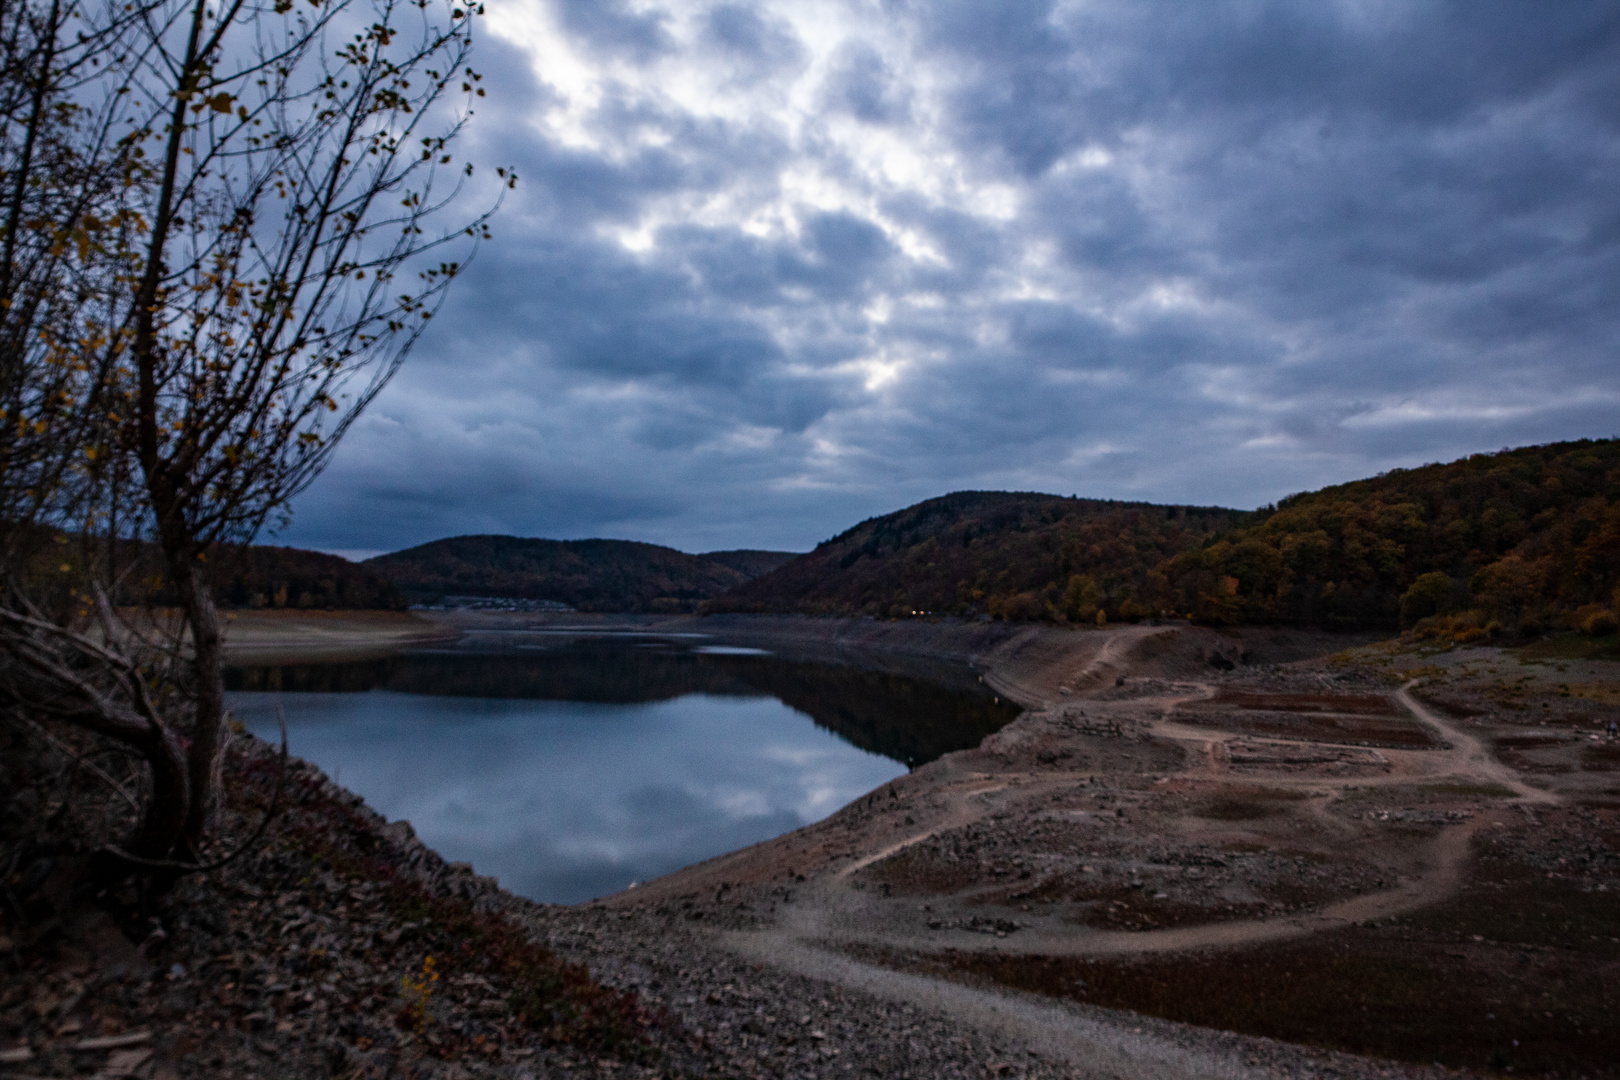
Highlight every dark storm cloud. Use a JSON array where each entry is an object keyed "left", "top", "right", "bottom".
[
  {"left": 822, "top": 43, "right": 911, "bottom": 125},
  {"left": 701, "top": 3, "right": 805, "bottom": 84},
  {"left": 279, "top": 0, "right": 1620, "bottom": 557},
  {"left": 552, "top": 0, "right": 674, "bottom": 61}
]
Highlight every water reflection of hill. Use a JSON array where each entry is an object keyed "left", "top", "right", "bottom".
[{"left": 225, "top": 643, "right": 1019, "bottom": 767}]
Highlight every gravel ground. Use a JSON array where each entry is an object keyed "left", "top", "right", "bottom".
[
  {"left": 520, "top": 891, "right": 1461, "bottom": 1080},
  {"left": 2, "top": 732, "right": 1459, "bottom": 1080}
]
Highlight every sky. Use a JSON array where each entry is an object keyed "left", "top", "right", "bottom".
[{"left": 281, "top": 0, "right": 1620, "bottom": 560}]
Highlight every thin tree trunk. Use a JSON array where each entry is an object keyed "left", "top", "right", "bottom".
[
  {"left": 168, "top": 550, "right": 224, "bottom": 853},
  {"left": 130, "top": 0, "right": 213, "bottom": 856},
  {"left": 123, "top": 714, "right": 191, "bottom": 862}
]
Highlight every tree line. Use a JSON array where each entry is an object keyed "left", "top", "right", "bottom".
[{"left": 365, "top": 534, "right": 755, "bottom": 613}]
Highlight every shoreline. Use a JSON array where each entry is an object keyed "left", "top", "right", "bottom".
[
  {"left": 183, "top": 609, "right": 1620, "bottom": 1077},
  {"left": 223, "top": 606, "right": 1365, "bottom": 701},
  {"left": 221, "top": 608, "right": 462, "bottom": 663}
]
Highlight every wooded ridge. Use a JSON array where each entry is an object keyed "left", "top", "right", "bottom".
[
  {"left": 364, "top": 536, "right": 796, "bottom": 613},
  {"left": 710, "top": 438, "right": 1620, "bottom": 637}
]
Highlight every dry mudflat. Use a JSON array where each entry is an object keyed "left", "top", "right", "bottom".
[
  {"left": 220, "top": 610, "right": 460, "bottom": 663},
  {"left": 5, "top": 614, "right": 1618, "bottom": 1079}
]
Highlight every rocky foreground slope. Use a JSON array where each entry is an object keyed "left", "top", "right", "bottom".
[{"left": 5, "top": 617, "right": 1618, "bottom": 1078}]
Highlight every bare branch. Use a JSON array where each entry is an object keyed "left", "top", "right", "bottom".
[
  {"left": 21, "top": 714, "right": 142, "bottom": 814},
  {"left": 103, "top": 705, "right": 288, "bottom": 874}
]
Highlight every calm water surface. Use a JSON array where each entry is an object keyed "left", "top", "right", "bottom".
[{"left": 226, "top": 635, "right": 1016, "bottom": 903}]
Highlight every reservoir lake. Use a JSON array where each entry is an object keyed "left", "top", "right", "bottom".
[{"left": 226, "top": 632, "right": 1018, "bottom": 904}]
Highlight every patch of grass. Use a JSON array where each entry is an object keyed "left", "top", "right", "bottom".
[
  {"left": 1211, "top": 689, "right": 1401, "bottom": 715},
  {"left": 1403, "top": 847, "right": 1620, "bottom": 960},
  {"left": 1194, "top": 787, "right": 1309, "bottom": 821},
  {"left": 1180, "top": 709, "right": 1440, "bottom": 749},
  {"left": 1583, "top": 744, "right": 1620, "bottom": 771},
  {"left": 1389, "top": 662, "right": 1451, "bottom": 681},
  {"left": 1068, "top": 895, "right": 1270, "bottom": 932},
  {"left": 1327, "top": 638, "right": 1417, "bottom": 669},
  {"left": 1567, "top": 681, "right": 1620, "bottom": 706},
  {"left": 856, "top": 844, "right": 985, "bottom": 896},
  {"left": 1411, "top": 690, "right": 1483, "bottom": 719}
]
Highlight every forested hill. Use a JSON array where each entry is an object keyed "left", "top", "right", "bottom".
[
  {"left": 707, "top": 439, "right": 1620, "bottom": 636},
  {"left": 91, "top": 542, "right": 409, "bottom": 611},
  {"left": 213, "top": 545, "right": 408, "bottom": 611},
  {"left": 699, "top": 549, "right": 799, "bottom": 578},
  {"left": 1166, "top": 437, "right": 1620, "bottom": 634},
  {"left": 365, "top": 536, "right": 772, "bottom": 613},
  {"left": 706, "top": 491, "right": 1245, "bottom": 621}
]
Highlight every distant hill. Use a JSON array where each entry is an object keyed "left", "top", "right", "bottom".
[
  {"left": 214, "top": 545, "right": 409, "bottom": 611},
  {"left": 699, "top": 549, "right": 799, "bottom": 579},
  {"left": 365, "top": 536, "right": 751, "bottom": 613},
  {"left": 707, "top": 492, "right": 1244, "bottom": 621},
  {"left": 92, "top": 541, "right": 409, "bottom": 611},
  {"left": 709, "top": 439, "right": 1620, "bottom": 638}
]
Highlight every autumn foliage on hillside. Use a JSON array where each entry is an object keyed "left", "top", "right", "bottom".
[
  {"left": 24, "top": 535, "right": 406, "bottom": 611},
  {"left": 707, "top": 492, "right": 1243, "bottom": 621},
  {"left": 1164, "top": 438, "right": 1620, "bottom": 636},
  {"left": 711, "top": 439, "right": 1620, "bottom": 637},
  {"left": 211, "top": 545, "right": 409, "bottom": 611}
]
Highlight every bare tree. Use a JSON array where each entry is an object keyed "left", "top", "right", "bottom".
[
  {"left": 118, "top": 0, "right": 507, "bottom": 860},
  {"left": 0, "top": 0, "right": 506, "bottom": 883}
]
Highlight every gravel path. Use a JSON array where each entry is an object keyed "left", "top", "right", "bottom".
[{"left": 521, "top": 894, "right": 1452, "bottom": 1080}]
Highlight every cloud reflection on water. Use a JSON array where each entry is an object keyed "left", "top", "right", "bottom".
[{"left": 230, "top": 690, "right": 904, "bottom": 903}]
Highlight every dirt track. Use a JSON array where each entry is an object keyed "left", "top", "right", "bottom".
[
  {"left": 213, "top": 611, "right": 1620, "bottom": 1077},
  {"left": 589, "top": 619, "right": 1620, "bottom": 1078},
  {"left": 631, "top": 625, "right": 1535, "bottom": 947}
]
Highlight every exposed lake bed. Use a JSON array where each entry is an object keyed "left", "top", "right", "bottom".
[{"left": 189, "top": 611, "right": 1620, "bottom": 1079}]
